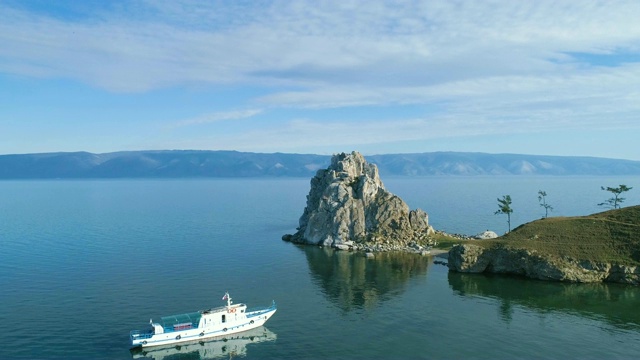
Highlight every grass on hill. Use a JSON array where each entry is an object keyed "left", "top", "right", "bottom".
[
  {"left": 457, "top": 205, "right": 640, "bottom": 266},
  {"left": 432, "top": 234, "right": 471, "bottom": 250}
]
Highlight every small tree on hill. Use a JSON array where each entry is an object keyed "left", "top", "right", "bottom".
[
  {"left": 538, "top": 190, "right": 553, "bottom": 218},
  {"left": 495, "top": 195, "right": 514, "bottom": 233},
  {"left": 598, "top": 185, "right": 633, "bottom": 209}
]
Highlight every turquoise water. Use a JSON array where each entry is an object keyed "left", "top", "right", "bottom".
[{"left": 1, "top": 177, "right": 639, "bottom": 359}]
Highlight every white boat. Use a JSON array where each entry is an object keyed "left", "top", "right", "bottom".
[
  {"left": 130, "top": 326, "right": 277, "bottom": 360},
  {"left": 130, "top": 292, "right": 277, "bottom": 348}
]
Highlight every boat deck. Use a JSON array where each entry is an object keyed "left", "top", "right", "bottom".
[
  {"left": 201, "top": 305, "right": 232, "bottom": 315},
  {"left": 161, "top": 311, "right": 202, "bottom": 331},
  {"left": 246, "top": 301, "right": 276, "bottom": 317}
]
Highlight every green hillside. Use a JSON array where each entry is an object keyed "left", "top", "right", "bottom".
[{"left": 479, "top": 206, "right": 640, "bottom": 266}]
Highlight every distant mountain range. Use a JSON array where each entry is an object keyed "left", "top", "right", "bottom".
[{"left": 1, "top": 150, "right": 639, "bottom": 178}]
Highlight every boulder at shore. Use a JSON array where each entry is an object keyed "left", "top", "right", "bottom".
[
  {"left": 474, "top": 230, "right": 498, "bottom": 239},
  {"left": 283, "top": 151, "right": 435, "bottom": 251}
]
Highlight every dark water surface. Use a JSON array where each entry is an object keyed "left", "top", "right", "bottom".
[{"left": 1, "top": 178, "right": 639, "bottom": 359}]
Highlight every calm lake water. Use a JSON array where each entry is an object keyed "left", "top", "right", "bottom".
[{"left": 1, "top": 177, "right": 639, "bottom": 359}]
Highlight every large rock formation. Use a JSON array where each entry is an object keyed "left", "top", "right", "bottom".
[
  {"left": 283, "top": 151, "right": 434, "bottom": 252},
  {"left": 448, "top": 244, "right": 640, "bottom": 284}
]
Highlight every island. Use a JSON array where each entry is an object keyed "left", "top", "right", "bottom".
[
  {"left": 282, "top": 151, "right": 436, "bottom": 254},
  {"left": 283, "top": 151, "right": 640, "bottom": 285}
]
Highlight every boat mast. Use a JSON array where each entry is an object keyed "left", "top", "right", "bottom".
[{"left": 223, "top": 291, "right": 232, "bottom": 308}]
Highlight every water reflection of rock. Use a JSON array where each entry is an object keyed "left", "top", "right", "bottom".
[
  {"left": 448, "top": 272, "right": 640, "bottom": 329},
  {"left": 130, "top": 326, "right": 277, "bottom": 360},
  {"left": 303, "top": 247, "right": 431, "bottom": 311}
]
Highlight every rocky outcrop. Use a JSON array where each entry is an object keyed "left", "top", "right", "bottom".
[
  {"left": 474, "top": 230, "right": 498, "bottom": 239},
  {"left": 448, "top": 244, "right": 640, "bottom": 284},
  {"left": 283, "top": 151, "right": 434, "bottom": 252}
]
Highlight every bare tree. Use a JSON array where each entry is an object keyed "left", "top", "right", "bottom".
[
  {"left": 495, "top": 195, "right": 514, "bottom": 232},
  {"left": 538, "top": 190, "right": 553, "bottom": 218},
  {"left": 598, "top": 185, "right": 633, "bottom": 209}
]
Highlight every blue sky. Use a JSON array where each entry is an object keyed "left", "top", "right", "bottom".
[{"left": 1, "top": 0, "right": 640, "bottom": 159}]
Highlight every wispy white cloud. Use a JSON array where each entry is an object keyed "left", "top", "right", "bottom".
[
  {"left": 170, "top": 108, "right": 263, "bottom": 128},
  {"left": 2, "top": 0, "right": 640, "bottom": 158},
  {"left": 3, "top": 1, "right": 640, "bottom": 93}
]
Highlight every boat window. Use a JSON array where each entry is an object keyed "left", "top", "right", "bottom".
[{"left": 222, "top": 314, "right": 226, "bottom": 323}]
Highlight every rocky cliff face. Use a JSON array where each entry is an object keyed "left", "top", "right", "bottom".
[
  {"left": 283, "top": 151, "right": 434, "bottom": 252},
  {"left": 448, "top": 244, "right": 640, "bottom": 284}
]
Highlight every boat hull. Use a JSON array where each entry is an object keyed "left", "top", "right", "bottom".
[{"left": 130, "top": 326, "right": 277, "bottom": 359}]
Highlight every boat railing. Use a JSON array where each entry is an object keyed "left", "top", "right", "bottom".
[
  {"left": 162, "top": 321, "right": 199, "bottom": 333},
  {"left": 202, "top": 305, "right": 228, "bottom": 314},
  {"left": 246, "top": 300, "right": 276, "bottom": 317},
  {"left": 130, "top": 329, "right": 154, "bottom": 340}
]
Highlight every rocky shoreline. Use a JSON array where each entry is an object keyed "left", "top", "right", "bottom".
[{"left": 447, "top": 243, "right": 640, "bottom": 285}]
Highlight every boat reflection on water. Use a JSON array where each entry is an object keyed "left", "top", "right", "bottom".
[
  {"left": 130, "top": 326, "right": 277, "bottom": 360},
  {"left": 448, "top": 272, "right": 640, "bottom": 329},
  {"left": 303, "top": 246, "right": 431, "bottom": 311}
]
